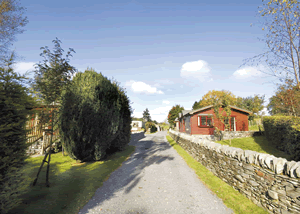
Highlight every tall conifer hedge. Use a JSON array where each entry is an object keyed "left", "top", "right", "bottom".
[
  {"left": 59, "top": 69, "right": 132, "bottom": 161},
  {"left": 0, "top": 57, "right": 35, "bottom": 213}
]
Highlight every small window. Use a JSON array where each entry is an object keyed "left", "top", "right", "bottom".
[
  {"left": 207, "top": 117, "right": 212, "bottom": 126},
  {"left": 198, "top": 116, "right": 213, "bottom": 127},
  {"left": 201, "top": 117, "right": 206, "bottom": 126}
]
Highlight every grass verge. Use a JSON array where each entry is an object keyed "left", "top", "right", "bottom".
[
  {"left": 9, "top": 145, "right": 135, "bottom": 214},
  {"left": 216, "top": 136, "right": 291, "bottom": 160},
  {"left": 166, "top": 135, "right": 268, "bottom": 214}
]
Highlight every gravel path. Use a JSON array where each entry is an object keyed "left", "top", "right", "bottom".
[{"left": 78, "top": 131, "right": 233, "bottom": 214}]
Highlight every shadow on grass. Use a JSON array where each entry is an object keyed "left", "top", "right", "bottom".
[
  {"left": 252, "top": 136, "right": 292, "bottom": 161},
  {"left": 9, "top": 131, "right": 173, "bottom": 214}
]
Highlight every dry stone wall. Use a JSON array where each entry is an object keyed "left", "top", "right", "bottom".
[{"left": 169, "top": 129, "right": 300, "bottom": 214}]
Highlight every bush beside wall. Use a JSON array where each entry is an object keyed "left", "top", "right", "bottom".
[
  {"left": 263, "top": 116, "right": 300, "bottom": 161},
  {"left": 169, "top": 130, "right": 300, "bottom": 214}
]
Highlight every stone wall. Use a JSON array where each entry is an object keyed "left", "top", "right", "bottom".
[
  {"left": 218, "top": 130, "right": 263, "bottom": 140},
  {"left": 169, "top": 129, "right": 300, "bottom": 214}
]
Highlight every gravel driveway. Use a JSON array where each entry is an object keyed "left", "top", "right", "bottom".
[{"left": 79, "top": 131, "right": 233, "bottom": 214}]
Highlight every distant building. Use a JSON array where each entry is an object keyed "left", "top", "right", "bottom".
[{"left": 131, "top": 120, "right": 145, "bottom": 131}]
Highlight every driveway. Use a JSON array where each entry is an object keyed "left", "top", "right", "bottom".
[{"left": 79, "top": 131, "right": 233, "bottom": 214}]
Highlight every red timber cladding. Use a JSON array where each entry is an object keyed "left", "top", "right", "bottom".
[{"left": 190, "top": 107, "right": 249, "bottom": 135}]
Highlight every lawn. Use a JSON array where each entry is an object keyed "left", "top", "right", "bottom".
[
  {"left": 216, "top": 136, "right": 291, "bottom": 160},
  {"left": 166, "top": 135, "right": 268, "bottom": 214},
  {"left": 9, "top": 145, "right": 135, "bottom": 214}
]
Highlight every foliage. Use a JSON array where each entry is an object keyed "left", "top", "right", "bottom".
[
  {"left": 267, "top": 79, "right": 300, "bottom": 116},
  {"left": 142, "top": 108, "right": 151, "bottom": 122},
  {"left": 192, "top": 100, "right": 203, "bottom": 110},
  {"left": 32, "top": 38, "right": 77, "bottom": 105},
  {"left": 236, "top": 95, "right": 265, "bottom": 120},
  {"left": 0, "top": 0, "right": 28, "bottom": 62},
  {"left": 198, "top": 90, "right": 237, "bottom": 107},
  {"left": 159, "top": 122, "right": 169, "bottom": 131},
  {"left": 59, "top": 69, "right": 131, "bottom": 161},
  {"left": 167, "top": 104, "right": 184, "bottom": 127},
  {"left": 212, "top": 92, "right": 233, "bottom": 131},
  {"left": 145, "top": 121, "right": 157, "bottom": 133},
  {"left": 263, "top": 116, "right": 300, "bottom": 160},
  {"left": 108, "top": 82, "right": 132, "bottom": 153},
  {"left": 0, "top": 54, "right": 35, "bottom": 213},
  {"left": 10, "top": 147, "right": 135, "bottom": 214},
  {"left": 166, "top": 135, "right": 268, "bottom": 214},
  {"left": 245, "top": 0, "right": 300, "bottom": 87},
  {"left": 132, "top": 117, "right": 143, "bottom": 121}
]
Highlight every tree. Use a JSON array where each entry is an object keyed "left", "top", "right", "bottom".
[
  {"left": 192, "top": 100, "right": 203, "bottom": 110},
  {"left": 245, "top": 0, "right": 300, "bottom": 88},
  {"left": 0, "top": 0, "right": 28, "bottom": 62},
  {"left": 198, "top": 90, "right": 237, "bottom": 107},
  {"left": 31, "top": 38, "right": 77, "bottom": 186},
  {"left": 59, "top": 69, "right": 131, "bottom": 161},
  {"left": 0, "top": 53, "right": 35, "bottom": 213},
  {"left": 236, "top": 95, "right": 265, "bottom": 120},
  {"left": 142, "top": 108, "right": 151, "bottom": 122},
  {"left": 267, "top": 79, "right": 300, "bottom": 116},
  {"left": 168, "top": 105, "right": 184, "bottom": 127}
]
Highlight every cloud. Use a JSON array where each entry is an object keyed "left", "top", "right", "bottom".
[
  {"left": 125, "top": 80, "right": 164, "bottom": 94},
  {"left": 180, "top": 60, "right": 212, "bottom": 82},
  {"left": 162, "top": 100, "right": 170, "bottom": 104},
  {"left": 150, "top": 106, "right": 172, "bottom": 116},
  {"left": 14, "top": 62, "right": 36, "bottom": 76},
  {"left": 233, "top": 66, "right": 262, "bottom": 79}
]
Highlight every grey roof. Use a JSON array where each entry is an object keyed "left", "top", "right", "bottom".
[
  {"left": 182, "top": 110, "right": 192, "bottom": 116},
  {"left": 189, "top": 105, "right": 251, "bottom": 115}
]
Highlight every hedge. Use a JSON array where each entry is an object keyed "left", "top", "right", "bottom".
[{"left": 263, "top": 116, "right": 300, "bottom": 161}]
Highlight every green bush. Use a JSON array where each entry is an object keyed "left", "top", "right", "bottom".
[
  {"left": 0, "top": 60, "right": 35, "bottom": 213},
  {"left": 59, "top": 69, "right": 131, "bottom": 161},
  {"left": 145, "top": 122, "right": 157, "bottom": 133},
  {"left": 107, "top": 85, "right": 132, "bottom": 153},
  {"left": 263, "top": 116, "right": 300, "bottom": 160}
]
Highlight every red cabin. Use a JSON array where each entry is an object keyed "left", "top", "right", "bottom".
[{"left": 177, "top": 105, "right": 251, "bottom": 135}]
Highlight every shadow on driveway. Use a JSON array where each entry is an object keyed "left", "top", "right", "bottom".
[{"left": 79, "top": 131, "right": 173, "bottom": 213}]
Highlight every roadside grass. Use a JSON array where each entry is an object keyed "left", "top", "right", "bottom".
[
  {"left": 166, "top": 135, "right": 268, "bottom": 214},
  {"left": 249, "top": 125, "right": 259, "bottom": 131},
  {"left": 216, "top": 136, "right": 291, "bottom": 160},
  {"left": 9, "top": 145, "right": 135, "bottom": 214}
]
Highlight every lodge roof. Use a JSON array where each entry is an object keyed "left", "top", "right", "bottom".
[{"left": 179, "top": 105, "right": 252, "bottom": 118}]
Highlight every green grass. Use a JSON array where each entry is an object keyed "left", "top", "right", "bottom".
[
  {"left": 249, "top": 125, "right": 259, "bottom": 131},
  {"left": 9, "top": 146, "right": 135, "bottom": 214},
  {"left": 216, "top": 136, "right": 291, "bottom": 160},
  {"left": 166, "top": 135, "right": 268, "bottom": 214}
]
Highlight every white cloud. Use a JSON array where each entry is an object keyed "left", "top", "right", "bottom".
[
  {"left": 180, "top": 60, "right": 212, "bottom": 82},
  {"left": 125, "top": 80, "right": 164, "bottom": 94},
  {"left": 162, "top": 100, "right": 170, "bottom": 104},
  {"left": 150, "top": 106, "right": 172, "bottom": 122},
  {"left": 132, "top": 111, "right": 143, "bottom": 118},
  {"left": 14, "top": 62, "right": 36, "bottom": 75},
  {"left": 233, "top": 66, "right": 262, "bottom": 79}
]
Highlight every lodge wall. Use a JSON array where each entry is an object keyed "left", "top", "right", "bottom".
[{"left": 169, "top": 129, "right": 300, "bottom": 214}]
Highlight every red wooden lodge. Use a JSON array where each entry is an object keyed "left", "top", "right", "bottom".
[{"left": 175, "top": 105, "right": 252, "bottom": 136}]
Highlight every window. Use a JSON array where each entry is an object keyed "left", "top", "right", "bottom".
[{"left": 198, "top": 116, "right": 213, "bottom": 127}]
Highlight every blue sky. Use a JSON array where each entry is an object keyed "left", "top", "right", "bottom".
[{"left": 14, "top": 0, "right": 279, "bottom": 122}]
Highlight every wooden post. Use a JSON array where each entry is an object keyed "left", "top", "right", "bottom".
[
  {"left": 32, "top": 152, "right": 49, "bottom": 186},
  {"left": 41, "top": 131, "right": 45, "bottom": 155},
  {"left": 45, "top": 110, "right": 54, "bottom": 187}
]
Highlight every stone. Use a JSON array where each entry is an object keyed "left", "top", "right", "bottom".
[
  {"left": 264, "top": 155, "right": 274, "bottom": 170},
  {"left": 275, "top": 159, "right": 287, "bottom": 174},
  {"left": 287, "top": 161, "right": 297, "bottom": 177},
  {"left": 277, "top": 189, "right": 287, "bottom": 196},
  {"left": 295, "top": 166, "right": 300, "bottom": 178},
  {"left": 244, "top": 164, "right": 254, "bottom": 172},
  {"left": 286, "top": 185, "right": 295, "bottom": 192},
  {"left": 248, "top": 180, "right": 260, "bottom": 187},
  {"left": 287, "top": 190, "right": 300, "bottom": 199},
  {"left": 268, "top": 190, "right": 279, "bottom": 200},
  {"left": 289, "top": 163, "right": 300, "bottom": 178},
  {"left": 235, "top": 175, "right": 245, "bottom": 183}
]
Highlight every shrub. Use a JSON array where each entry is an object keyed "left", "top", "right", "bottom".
[
  {"left": 59, "top": 69, "right": 132, "bottom": 161},
  {"left": 145, "top": 122, "right": 157, "bottom": 133},
  {"left": 263, "top": 116, "right": 300, "bottom": 160},
  {"left": 0, "top": 59, "right": 35, "bottom": 213},
  {"left": 107, "top": 85, "right": 132, "bottom": 153}
]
